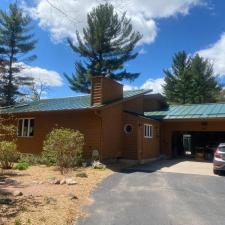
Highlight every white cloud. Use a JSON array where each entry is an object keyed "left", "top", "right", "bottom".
[
  {"left": 139, "top": 48, "right": 147, "bottom": 55},
  {"left": 123, "top": 84, "right": 138, "bottom": 91},
  {"left": 123, "top": 78, "right": 165, "bottom": 94},
  {"left": 22, "top": 0, "right": 203, "bottom": 45},
  {"left": 197, "top": 33, "right": 225, "bottom": 76},
  {"left": 141, "top": 78, "right": 165, "bottom": 93},
  {"left": 18, "top": 63, "right": 63, "bottom": 87}
]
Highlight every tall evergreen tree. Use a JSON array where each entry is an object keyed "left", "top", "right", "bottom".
[
  {"left": 0, "top": 3, "right": 37, "bottom": 106},
  {"left": 190, "top": 54, "right": 221, "bottom": 103},
  {"left": 163, "top": 52, "right": 221, "bottom": 104},
  {"left": 65, "top": 3, "right": 142, "bottom": 93},
  {"left": 163, "top": 51, "right": 192, "bottom": 104}
]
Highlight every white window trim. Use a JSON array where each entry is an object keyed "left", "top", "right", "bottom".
[
  {"left": 144, "top": 124, "right": 153, "bottom": 139},
  {"left": 17, "top": 118, "right": 35, "bottom": 138}
]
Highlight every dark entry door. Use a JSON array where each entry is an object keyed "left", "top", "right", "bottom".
[
  {"left": 172, "top": 132, "right": 184, "bottom": 158},
  {"left": 183, "top": 134, "right": 192, "bottom": 156}
]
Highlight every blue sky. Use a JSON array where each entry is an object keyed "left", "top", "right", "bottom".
[{"left": 1, "top": 0, "right": 225, "bottom": 98}]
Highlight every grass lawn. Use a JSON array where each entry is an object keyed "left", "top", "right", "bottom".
[{"left": 0, "top": 165, "right": 112, "bottom": 225}]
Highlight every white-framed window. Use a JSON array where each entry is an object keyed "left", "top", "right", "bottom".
[
  {"left": 17, "top": 118, "right": 35, "bottom": 137},
  {"left": 144, "top": 124, "right": 153, "bottom": 138}
]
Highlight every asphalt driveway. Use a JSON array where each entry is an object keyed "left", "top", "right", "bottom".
[{"left": 77, "top": 160, "right": 225, "bottom": 225}]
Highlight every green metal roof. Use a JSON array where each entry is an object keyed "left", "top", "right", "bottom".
[
  {"left": 1, "top": 89, "right": 149, "bottom": 114},
  {"left": 145, "top": 103, "right": 225, "bottom": 120}
]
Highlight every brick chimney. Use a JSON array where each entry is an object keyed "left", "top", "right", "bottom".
[{"left": 91, "top": 76, "right": 123, "bottom": 106}]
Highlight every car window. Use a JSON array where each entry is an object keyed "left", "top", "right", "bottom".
[{"left": 219, "top": 147, "right": 225, "bottom": 152}]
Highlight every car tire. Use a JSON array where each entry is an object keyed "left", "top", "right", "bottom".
[{"left": 213, "top": 169, "right": 219, "bottom": 175}]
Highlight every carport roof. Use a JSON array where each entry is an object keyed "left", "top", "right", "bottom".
[{"left": 144, "top": 103, "right": 225, "bottom": 120}]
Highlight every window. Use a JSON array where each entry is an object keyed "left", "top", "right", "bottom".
[
  {"left": 17, "top": 119, "right": 34, "bottom": 137},
  {"left": 124, "top": 124, "right": 133, "bottom": 134},
  {"left": 144, "top": 124, "right": 153, "bottom": 138}
]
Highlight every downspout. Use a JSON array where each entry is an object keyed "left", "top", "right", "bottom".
[{"left": 94, "top": 110, "right": 103, "bottom": 161}]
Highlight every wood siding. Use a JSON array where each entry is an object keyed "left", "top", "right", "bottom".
[
  {"left": 122, "top": 113, "right": 161, "bottom": 160},
  {"left": 123, "top": 96, "right": 144, "bottom": 114},
  {"left": 140, "top": 118, "right": 160, "bottom": 159},
  {"left": 91, "top": 77, "right": 123, "bottom": 106},
  {"left": 123, "top": 113, "right": 139, "bottom": 159},
  {"left": 14, "top": 110, "right": 101, "bottom": 159},
  {"left": 101, "top": 103, "right": 123, "bottom": 159},
  {"left": 143, "top": 95, "right": 166, "bottom": 112},
  {"left": 91, "top": 79, "right": 102, "bottom": 106}
]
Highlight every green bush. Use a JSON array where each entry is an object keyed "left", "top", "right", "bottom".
[
  {"left": 19, "top": 153, "right": 46, "bottom": 165},
  {"left": 0, "top": 198, "right": 13, "bottom": 205},
  {"left": 0, "top": 141, "right": 18, "bottom": 169},
  {"left": 76, "top": 172, "right": 88, "bottom": 178},
  {"left": 14, "top": 162, "right": 29, "bottom": 170},
  {"left": 14, "top": 219, "right": 22, "bottom": 225},
  {"left": 42, "top": 128, "right": 85, "bottom": 174}
]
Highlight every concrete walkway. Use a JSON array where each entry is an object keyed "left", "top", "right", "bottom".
[{"left": 136, "top": 159, "right": 214, "bottom": 176}]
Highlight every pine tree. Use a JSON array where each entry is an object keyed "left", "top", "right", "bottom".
[
  {"left": 190, "top": 54, "right": 221, "bottom": 103},
  {"left": 163, "top": 52, "right": 221, "bottom": 104},
  {"left": 0, "top": 50, "right": 6, "bottom": 105},
  {"left": 65, "top": 3, "right": 142, "bottom": 93},
  {"left": 0, "top": 3, "right": 37, "bottom": 106},
  {"left": 163, "top": 51, "right": 192, "bottom": 104}
]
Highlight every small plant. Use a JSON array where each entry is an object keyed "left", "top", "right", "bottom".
[
  {"left": 14, "top": 219, "right": 22, "bottom": 225},
  {"left": 0, "top": 198, "right": 13, "bottom": 205},
  {"left": 14, "top": 162, "right": 29, "bottom": 170},
  {"left": 40, "top": 217, "right": 46, "bottom": 222},
  {"left": 76, "top": 172, "right": 88, "bottom": 178},
  {"left": 0, "top": 141, "right": 18, "bottom": 169},
  {"left": 44, "top": 196, "right": 57, "bottom": 205},
  {"left": 43, "top": 127, "right": 85, "bottom": 174}
]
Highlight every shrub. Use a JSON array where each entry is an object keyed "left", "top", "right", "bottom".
[
  {"left": 76, "top": 172, "right": 88, "bottom": 178},
  {"left": 14, "top": 219, "right": 22, "bottom": 225},
  {"left": 42, "top": 128, "right": 85, "bottom": 174},
  {"left": 14, "top": 162, "right": 29, "bottom": 170},
  {"left": 0, "top": 198, "right": 13, "bottom": 205},
  {"left": 19, "top": 153, "right": 46, "bottom": 165},
  {"left": 0, "top": 141, "right": 18, "bottom": 169}
]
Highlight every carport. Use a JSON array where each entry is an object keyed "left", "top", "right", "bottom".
[
  {"left": 145, "top": 103, "right": 225, "bottom": 160},
  {"left": 171, "top": 131, "right": 225, "bottom": 160}
]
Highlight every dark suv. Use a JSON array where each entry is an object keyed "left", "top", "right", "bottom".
[{"left": 213, "top": 143, "right": 225, "bottom": 174}]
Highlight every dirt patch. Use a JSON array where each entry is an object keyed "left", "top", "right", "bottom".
[{"left": 0, "top": 165, "right": 112, "bottom": 225}]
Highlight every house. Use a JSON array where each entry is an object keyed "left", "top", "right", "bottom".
[
  {"left": 2, "top": 76, "right": 225, "bottom": 161},
  {"left": 0, "top": 77, "right": 165, "bottom": 161}
]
